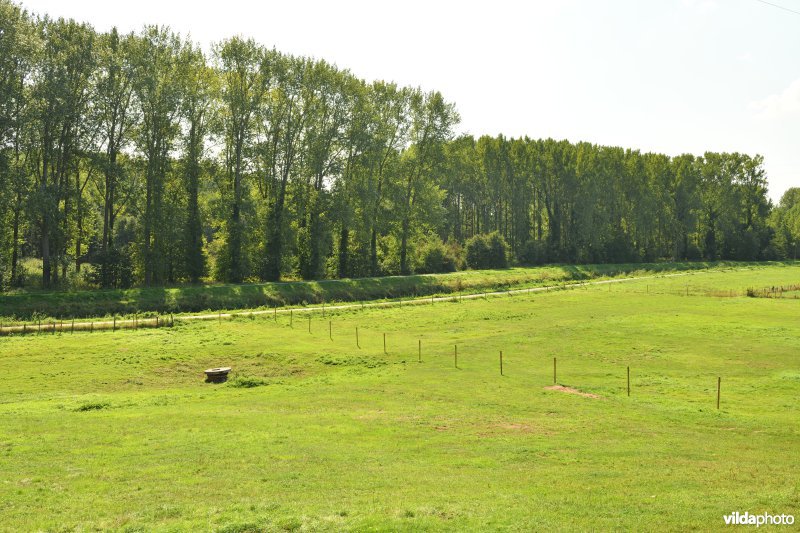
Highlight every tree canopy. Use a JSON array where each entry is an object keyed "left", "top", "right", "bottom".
[{"left": 0, "top": 0, "right": 789, "bottom": 291}]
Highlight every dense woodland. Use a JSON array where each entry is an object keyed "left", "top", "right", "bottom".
[{"left": 1, "top": 1, "right": 798, "bottom": 291}]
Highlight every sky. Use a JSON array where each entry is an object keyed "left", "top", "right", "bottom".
[{"left": 17, "top": 0, "right": 800, "bottom": 201}]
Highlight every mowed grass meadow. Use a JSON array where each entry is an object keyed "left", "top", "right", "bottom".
[{"left": 1, "top": 264, "right": 799, "bottom": 531}]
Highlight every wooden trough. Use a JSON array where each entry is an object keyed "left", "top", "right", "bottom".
[{"left": 204, "top": 367, "right": 231, "bottom": 383}]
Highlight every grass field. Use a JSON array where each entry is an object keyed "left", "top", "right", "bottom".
[{"left": 1, "top": 263, "right": 799, "bottom": 530}]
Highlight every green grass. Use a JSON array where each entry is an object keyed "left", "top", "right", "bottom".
[
  {"left": 0, "top": 260, "right": 781, "bottom": 321},
  {"left": 0, "top": 264, "right": 798, "bottom": 530}
]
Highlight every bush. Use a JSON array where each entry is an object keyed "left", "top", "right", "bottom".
[
  {"left": 465, "top": 232, "right": 508, "bottom": 270},
  {"left": 415, "top": 237, "right": 459, "bottom": 274}
]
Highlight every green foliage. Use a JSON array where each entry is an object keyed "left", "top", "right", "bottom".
[
  {"left": 466, "top": 232, "right": 508, "bottom": 269},
  {"left": 414, "top": 236, "right": 459, "bottom": 274},
  {"left": 0, "top": 1, "right": 788, "bottom": 295}
]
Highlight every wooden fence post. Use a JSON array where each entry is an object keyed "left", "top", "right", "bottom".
[
  {"left": 553, "top": 357, "right": 557, "bottom": 384},
  {"left": 500, "top": 351, "right": 503, "bottom": 375},
  {"left": 627, "top": 366, "right": 630, "bottom": 396},
  {"left": 717, "top": 377, "right": 721, "bottom": 409},
  {"left": 356, "top": 327, "right": 360, "bottom": 348},
  {"left": 418, "top": 339, "right": 421, "bottom": 362}
]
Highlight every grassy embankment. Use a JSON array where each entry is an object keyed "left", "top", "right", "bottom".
[
  {"left": 0, "top": 261, "right": 788, "bottom": 321},
  {"left": 0, "top": 264, "right": 798, "bottom": 530}
]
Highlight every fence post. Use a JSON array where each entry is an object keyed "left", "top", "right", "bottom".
[
  {"left": 553, "top": 357, "right": 557, "bottom": 384},
  {"left": 383, "top": 333, "right": 387, "bottom": 354},
  {"left": 356, "top": 327, "right": 360, "bottom": 348},
  {"left": 627, "top": 366, "right": 630, "bottom": 396},
  {"left": 717, "top": 377, "right": 721, "bottom": 409},
  {"left": 329, "top": 320, "right": 332, "bottom": 340},
  {"left": 500, "top": 351, "right": 503, "bottom": 375},
  {"left": 418, "top": 339, "right": 421, "bottom": 362},
  {"left": 454, "top": 345, "right": 458, "bottom": 368}
]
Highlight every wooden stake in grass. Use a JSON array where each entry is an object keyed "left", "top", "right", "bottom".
[
  {"left": 383, "top": 333, "right": 387, "bottom": 354},
  {"left": 290, "top": 309, "right": 293, "bottom": 328},
  {"left": 274, "top": 306, "right": 277, "bottom": 322},
  {"left": 322, "top": 302, "right": 325, "bottom": 317},
  {"left": 500, "top": 351, "right": 504, "bottom": 375},
  {"left": 627, "top": 366, "right": 630, "bottom": 396},
  {"left": 308, "top": 315, "right": 311, "bottom": 334},
  {"left": 454, "top": 345, "right": 458, "bottom": 368},
  {"left": 71, "top": 319, "right": 75, "bottom": 334},
  {"left": 418, "top": 339, "right": 421, "bottom": 362},
  {"left": 329, "top": 320, "right": 332, "bottom": 340},
  {"left": 113, "top": 316, "right": 116, "bottom": 331},
  {"left": 717, "top": 376, "right": 721, "bottom": 409},
  {"left": 356, "top": 327, "right": 360, "bottom": 349},
  {"left": 553, "top": 357, "right": 557, "bottom": 384}
]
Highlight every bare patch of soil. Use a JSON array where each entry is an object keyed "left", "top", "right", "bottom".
[{"left": 544, "top": 385, "right": 600, "bottom": 399}]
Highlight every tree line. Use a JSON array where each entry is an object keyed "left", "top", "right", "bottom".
[{"left": 0, "top": 0, "right": 796, "bottom": 291}]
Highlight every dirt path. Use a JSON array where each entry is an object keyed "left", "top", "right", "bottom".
[{"left": 0, "top": 269, "right": 710, "bottom": 335}]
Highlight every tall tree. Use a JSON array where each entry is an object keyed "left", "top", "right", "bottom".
[
  {"left": 29, "top": 16, "right": 95, "bottom": 288},
  {"left": 181, "top": 42, "right": 214, "bottom": 283},
  {"left": 214, "top": 37, "right": 263, "bottom": 282},
  {"left": 94, "top": 27, "right": 138, "bottom": 287},
  {"left": 397, "top": 90, "right": 458, "bottom": 274},
  {"left": 132, "top": 26, "right": 183, "bottom": 285}
]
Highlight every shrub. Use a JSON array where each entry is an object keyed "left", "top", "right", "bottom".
[
  {"left": 465, "top": 232, "right": 508, "bottom": 269},
  {"left": 518, "top": 239, "right": 552, "bottom": 265},
  {"left": 416, "top": 237, "right": 459, "bottom": 274}
]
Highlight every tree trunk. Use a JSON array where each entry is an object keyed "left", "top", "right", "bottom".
[{"left": 338, "top": 225, "right": 349, "bottom": 278}]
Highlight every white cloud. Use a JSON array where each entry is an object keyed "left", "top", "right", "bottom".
[{"left": 749, "top": 79, "right": 800, "bottom": 119}]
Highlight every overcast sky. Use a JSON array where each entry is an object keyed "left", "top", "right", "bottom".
[{"left": 17, "top": 0, "right": 800, "bottom": 201}]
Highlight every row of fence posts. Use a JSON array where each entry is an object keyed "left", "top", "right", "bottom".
[
  {"left": 0, "top": 313, "right": 175, "bottom": 336},
  {"left": 301, "top": 316, "right": 725, "bottom": 409},
  {"left": 3, "top": 278, "right": 705, "bottom": 337},
  {"left": 0, "top": 287, "right": 726, "bottom": 408}
]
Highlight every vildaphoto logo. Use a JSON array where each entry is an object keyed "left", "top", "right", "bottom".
[{"left": 723, "top": 512, "right": 795, "bottom": 527}]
